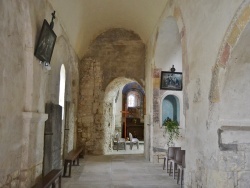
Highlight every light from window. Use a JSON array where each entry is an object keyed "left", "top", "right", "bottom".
[
  {"left": 128, "top": 94, "right": 135, "bottom": 107},
  {"left": 59, "top": 64, "right": 66, "bottom": 119}
]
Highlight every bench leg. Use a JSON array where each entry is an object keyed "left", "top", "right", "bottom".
[
  {"left": 52, "top": 182, "right": 56, "bottom": 188},
  {"left": 163, "top": 157, "right": 166, "bottom": 170},
  {"left": 63, "top": 160, "right": 68, "bottom": 177},
  {"left": 69, "top": 161, "right": 72, "bottom": 177},
  {"left": 59, "top": 174, "right": 62, "bottom": 188},
  {"left": 77, "top": 156, "right": 80, "bottom": 166}
]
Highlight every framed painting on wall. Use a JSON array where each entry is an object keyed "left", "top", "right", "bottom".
[
  {"left": 160, "top": 71, "right": 182, "bottom": 90},
  {"left": 34, "top": 19, "right": 57, "bottom": 63}
]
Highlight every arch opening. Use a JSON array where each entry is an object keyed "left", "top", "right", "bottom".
[{"left": 103, "top": 78, "right": 145, "bottom": 154}]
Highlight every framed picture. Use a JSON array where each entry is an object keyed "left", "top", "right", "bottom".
[
  {"left": 34, "top": 19, "right": 57, "bottom": 63},
  {"left": 160, "top": 71, "right": 182, "bottom": 90}
]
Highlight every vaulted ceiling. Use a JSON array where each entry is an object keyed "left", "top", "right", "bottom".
[{"left": 48, "top": 0, "right": 168, "bottom": 59}]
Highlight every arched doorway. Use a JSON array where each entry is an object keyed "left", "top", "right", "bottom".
[
  {"left": 153, "top": 16, "right": 185, "bottom": 152},
  {"left": 103, "top": 78, "right": 145, "bottom": 154}
]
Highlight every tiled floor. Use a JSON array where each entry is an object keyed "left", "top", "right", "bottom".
[{"left": 62, "top": 153, "right": 180, "bottom": 188}]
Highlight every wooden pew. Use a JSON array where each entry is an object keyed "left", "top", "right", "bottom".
[
  {"left": 32, "top": 169, "right": 62, "bottom": 188},
  {"left": 63, "top": 147, "right": 84, "bottom": 177}
]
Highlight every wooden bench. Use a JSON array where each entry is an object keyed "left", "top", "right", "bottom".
[
  {"left": 63, "top": 147, "right": 84, "bottom": 177},
  {"left": 32, "top": 169, "right": 62, "bottom": 188}
]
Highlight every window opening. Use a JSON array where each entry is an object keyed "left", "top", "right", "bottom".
[{"left": 59, "top": 64, "right": 66, "bottom": 119}]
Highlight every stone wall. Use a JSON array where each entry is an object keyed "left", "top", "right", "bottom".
[
  {"left": 0, "top": 0, "right": 79, "bottom": 187},
  {"left": 78, "top": 28, "right": 145, "bottom": 154},
  {"left": 78, "top": 59, "right": 104, "bottom": 154}
]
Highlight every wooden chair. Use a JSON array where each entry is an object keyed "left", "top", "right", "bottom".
[
  {"left": 128, "top": 132, "right": 139, "bottom": 150},
  {"left": 169, "top": 149, "right": 185, "bottom": 179},
  {"left": 163, "top": 147, "right": 181, "bottom": 172},
  {"left": 177, "top": 153, "right": 185, "bottom": 186},
  {"left": 113, "top": 133, "right": 126, "bottom": 151}
]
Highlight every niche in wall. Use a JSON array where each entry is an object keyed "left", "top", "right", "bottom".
[{"left": 162, "top": 95, "right": 180, "bottom": 125}]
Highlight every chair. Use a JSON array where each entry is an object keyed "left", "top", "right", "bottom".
[
  {"left": 177, "top": 153, "right": 185, "bottom": 186},
  {"left": 113, "top": 133, "right": 126, "bottom": 151},
  {"left": 128, "top": 132, "right": 139, "bottom": 150},
  {"left": 163, "top": 147, "right": 181, "bottom": 172},
  {"left": 169, "top": 150, "right": 185, "bottom": 179}
]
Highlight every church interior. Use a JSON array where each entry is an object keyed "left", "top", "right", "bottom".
[{"left": 0, "top": 0, "right": 250, "bottom": 187}]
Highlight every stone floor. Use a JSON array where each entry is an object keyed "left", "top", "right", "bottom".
[{"left": 62, "top": 153, "right": 180, "bottom": 188}]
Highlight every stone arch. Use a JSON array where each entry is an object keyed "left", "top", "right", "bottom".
[
  {"left": 103, "top": 77, "right": 143, "bottom": 154},
  {"left": 153, "top": 5, "right": 188, "bottom": 125},
  {"left": 205, "top": 3, "right": 250, "bottom": 187},
  {"left": 148, "top": 4, "right": 187, "bottom": 158},
  {"left": 209, "top": 1, "right": 250, "bottom": 103},
  {"left": 78, "top": 28, "right": 145, "bottom": 155},
  {"left": 153, "top": 5, "right": 187, "bottom": 125},
  {"left": 156, "top": 5, "right": 189, "bottom": 86}
]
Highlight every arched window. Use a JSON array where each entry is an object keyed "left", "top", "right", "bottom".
[
  {"left": 127, "top": 91, "right": 140, "bottom": 107},
  {"left": 59, "top": 64, "right": 66, "bottom": 119},
  {"left": 128, "top": 94, "right": 135, "bottom": 107}
]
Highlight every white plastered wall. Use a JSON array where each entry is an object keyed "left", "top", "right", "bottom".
[
  {"left": 0, "top": 1, "right": 79, "bottom": 187},
  {"left": 145, "top": 0, "right": 244, "bottom": 187}
]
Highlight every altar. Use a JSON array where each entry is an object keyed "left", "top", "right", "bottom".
[{"left": 123, "top": 117, "right": 144, "bottom": 140}]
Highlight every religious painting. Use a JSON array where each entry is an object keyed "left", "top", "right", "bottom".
[
  {"left": 160, "top": 71, "right": 182, "bottom": 90},
  {"left": 34, "top": 19, "right": 57, "bottom": 63}
]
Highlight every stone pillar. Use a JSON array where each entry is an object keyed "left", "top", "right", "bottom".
[
  {"left": 144, "top": 114, "right": 152, "bottom": 161},
  {"left": 63, "top": 101, "right": 75, "bottom": 157}
]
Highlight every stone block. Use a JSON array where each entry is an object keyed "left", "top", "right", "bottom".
[
  {"left": 11, "top": 170, "right": 20, "bottom": 180},
  {"left": 153, "top": 68, "right": 161, "bottom": 78},
  {"left": 206, "top": 170, "right": 235, "bottom": 188},
  {"left": 174, "top": 7, "right": 181, "bottom": 20},
  {"left": 238, "top": 143, "right": 250, "bottom": 151},
  {"left": 153, "top": 78, "right": 160, "bottom": 89},
  {"left": 227, "top": 25, "right": 240, "bottom": 47},
  {"left": 221, "top": 129, "right": 250, "bottom": 145},
  {"left": 218, "top": 151, "right": 245, "bottom": 171},
  {"left": 236, "top": 6, "right": 250, "bottom": 31},
  {"left": 245, "top": 151, "right": 250, "bottom": 170},
  {"left": 238, "top": 171, "right": 250, "bottom": 188},
  {"left": 80, "top": 116, "right": 94, "bottom": 123},
  {"left": 220, "top": 43, "right": 230, "bottom": 66},
  {"left": 11, "top": 179, "right": 19, "bottom": 188}
]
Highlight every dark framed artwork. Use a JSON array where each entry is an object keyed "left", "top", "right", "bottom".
[
  {"left": 34, "top": 19, "right": 57, "bottom": 63},
  {"left": 160, "top": 71, "right": 182, "bottom": 90}
]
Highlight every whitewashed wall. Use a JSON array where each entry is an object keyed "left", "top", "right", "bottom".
[
  {"left": 145, "top": 0, "right": 248, "bottom": 187},
  {"left": 0, "top": 0, "right": 79, "bottom": 187}
]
